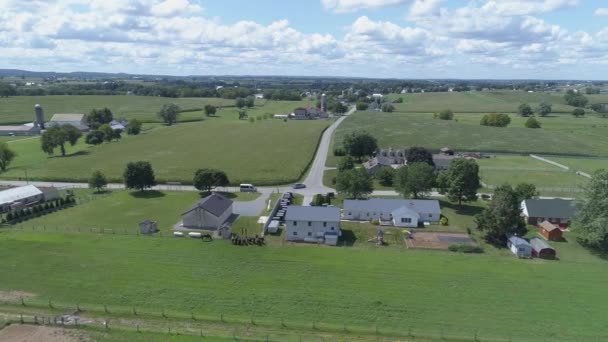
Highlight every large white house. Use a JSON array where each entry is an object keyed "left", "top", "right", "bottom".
[
  {"left": 285, "top": 206, "right": 341, "bottom": 245},
  {"left": 343, "top": 199, "right": 441, "bottom": 227},
  {"left": 181, "top": 193, "right": 234, "bottom": 238}
]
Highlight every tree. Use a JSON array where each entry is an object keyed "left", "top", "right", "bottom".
[
  {"left": 127, "top": 119, "right": 142, "bottom": 135},
  {"left": 204, "top": 105, "right": 217, "bottom": 116},
  {"left": 238, "top": 110, "right": 248, "bottom": 120},
  {"left": 356, "top": 102, "right": 368, "bottom": 111},
  {"left": 342, "top": 131, "right": 378, "bottom": 161},
  {"left": 406, "top": 146, "right": 434, "bottom": 167},
  {"left": 123, "top": 161, "right": 156, "bottom": 191},
  {"left": 337, "top": 155, "right": 355, "bottom": 172},
  {"left": 518, "top": 103, "right": 533, "bottom": 117},
  {"left": 574, "top": 170, "right": 608, "bottom": 251},
  {"left": 395, "top": 162, "right": 436, "bottom": 199},
  {"left": 335, "top": 168, "right": 373, "bottom": 199},
  {"left": 480, "top": 113, "right": 511, "bottom": 127},
  {"left": 193, "top": 168, "right": 230, "bottom": 193},
  {"left": 437, "top": 158, "right": 480, "bottom": 206},
  {"left": 85, "top": 130, "right": 104, "bottom": 145},
  {"left": 332, "top": 102, "right": 348, "bottom": 114},
  {"left": 590, "top": 103, "right": 604, "bottom": 113},
  {"left": 514, "top": 183, "right": 539, "bottom": 202},
  {"left": 86, "top": 108, "right": 113, "bottom": 129},
  {"left": 88, "top": 170, "right": 108, "bottom": 193},
  {"left": 475, "top": 184, "right": 527, "bottom": 245},
  {"left": 381, "top": 103, "right": 395, "bottom": 112},
  {"left": 524, "top": 117, "right": 541, "bottom": 129},
  {"left": 0, "top": 142, "right": 16, "bottom": 172},
  {"left": 245, "top": 96, "right": 255, "bottom": 108},
  {"left": 41, "top": 125, "right": 82, "bottom": 156},
  {"left": 113, "top": 128, "right": 122, "bottom": 140},
  {"left": 572, "top": 108, "right": 585, "bottom": 117},
  {"left": 99, "top": 124, "right": 115, "bottom": 142},
  {"left": 375, "top": 167, "right": 396, "bottom": 187},
  {"left": 235, "top": 97, "right": 246, "bottom": 108},
  {"left": 537, "top": 102, "right": 552, "bottom": 117},
  {"left": 564, "top": 89, "right": 588, "bottom": 107},
  {"left": 438, "top": 109, "right": 454, "bottom": 120},
  {"left": 158, "top": 103, "right": 180, "bottom": 125}
]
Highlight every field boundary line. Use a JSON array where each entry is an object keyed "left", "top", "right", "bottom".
[{"left": 530, "top": 154, "right": 570, "bottom": 170}]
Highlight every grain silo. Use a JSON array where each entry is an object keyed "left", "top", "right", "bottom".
[{"left": 34, "top": 104, "right": 45, "bottom": 129}]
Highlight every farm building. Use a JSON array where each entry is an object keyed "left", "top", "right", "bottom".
[
  {"left": 529, "top": 237, "right": 556, "bottom": 259},
  {"left": 538, "top": 221, "right": 563, "bottom": 241},
  {"left": 48, "top": 113, "right": 89, "bottom": 131},
  {"left": 292, "top": 107, "right": 325, "bottom": 120},
  {"left": 0, "top": 185, "right": 46, "bottom": 213},
  {"left": 343, "top": 199, "right": 441, "bottom": 227},
  {"left": 507, "top": 236, "right": 532, "bottom": 258},
  {"left": 285, "top": 206, "right": 341, "bottom": 245},
  {"left": 109, "top": 119, "right": 128, "bottom": 131},
  {"left": 139, "top": 220, "right": 158, "bottom": 234},
  {"left": 0, "top": 125, "right": 41, "bottom": 136},
  {"left": 363, "top": 148, "right": 406, "bottom": 174},
  {"left": 181, "top": 193, "right": 234, "bottom": 238},
  {"left": 521, "top": 199, "right": 576, "bottom": 226}
]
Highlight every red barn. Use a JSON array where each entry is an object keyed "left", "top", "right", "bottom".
[{"left": 538, "top": 221, "right": 563, "bottom": 241}]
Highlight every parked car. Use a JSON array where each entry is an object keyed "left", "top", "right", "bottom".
[{"left": 292, "top": 183, "right": 306, "bottom": 189}]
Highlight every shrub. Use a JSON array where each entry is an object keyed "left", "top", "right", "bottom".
[
  {"left": 448, "top": 244, "right": 484, "bottom": 253},
  {"left": 438, "top": 109, "right": 454, "bottom": 120},
  {"left": 480, "top": 113, "right": 511, "bottom": 127},
  {"left": 440, "top": 216, "right": 449, "bottom": 226},
  {"left": 381, "top": 103, "right": 395, "bottom": 113},
  {"left": 333, "top": 148, "right": 346, "bottom": 157},
  {"left": 524, "top": 117, "right": 541, "bottom": 129},
  {"left": 256, "top": 116, "right": 262, "bottom": 121},
  {"left": 371, "top": 218, "right": 380, "bottom": 225},
  {"left": 6, "top": 212, "right": 13, "bottom": 221},
  {"left": 44, "top": 203, "right": 50, "bottom": 210},
  {"left": 248, "top": 117, "right": 255, "bottom": 123}
]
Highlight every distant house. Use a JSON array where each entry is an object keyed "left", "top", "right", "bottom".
[
  {"left": 181, "top": 193, "right": 234, "bottom": 238},
  {"left": 109, "top": 119, "right": 128, "bottom": 131},
  {"left": 538, "top": 221, "right": 563, "bottom": 241},
  {"left": 529, "top": 237, "right": 556, "bottom": 259},
  {"left": 363, "top": 148, "right": 406, "bottom": 174},
  {"left": 0, "top": 125, "right": 41, "bottom": 136},
  {"left": 0, "top": 185, "right": 45, "bottom": 213},
  {"left": 49, "top": 113, "right": 89, "bottom": 131},
  {"left": 507, "top": 236, "right": 532, "bottom": 258},
  {"left": 343, "top": 199, "right": 441, "bottom": 227},
  {"left": 292, "top": 107, "right": 323, "bottom": 120},
  {"left": 432, "top": 154, "right": 456, "bottom": 171},
  {"left": 285, "top": 206, "right": 341, "bottom": 245},
  {"left": 521, "top": 199, "right": 576, "bottom": 226},
  {"left": 139, "top": 220, "right": 159, "bottom": 235}
]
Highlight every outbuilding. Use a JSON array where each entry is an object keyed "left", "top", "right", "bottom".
[
  {"left": 0, "top": 185, "right": 45, "bottom": 213},
  {"left": 507, "top": 235, "right": 532, "bottom": 258},
  {"left": 538, "top": 221, "right": 563, "bottom": 241},
  {"left": 181, "top": 193, "right": 234, "bottom": 238},
  {"left": 529, "top": 237, "right": 556, "bottom": 259}
]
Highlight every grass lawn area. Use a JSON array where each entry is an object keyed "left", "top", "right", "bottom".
[
  {"left": 2, "top": 118, "right": 330, "bottom": 185},
  {"left": 544, "top": 156, "right": 608, "bottom": 175},
  {"left": 16, "top": 190, "right": 260, "bottom": 232},
  {"left": 1, "top": 228, "right": 608, "bottom": 341}
]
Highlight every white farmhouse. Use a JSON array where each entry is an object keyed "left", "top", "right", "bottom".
[
  {"left": 343, "top": 199, "right": 441, "bottom": 227},
  {"left": 285, "top": 206, "right": 341, "bottom": 245}
]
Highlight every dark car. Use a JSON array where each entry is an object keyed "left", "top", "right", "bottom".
[{"left": 292, "top": 183, "right": 306, "bottom": 189}]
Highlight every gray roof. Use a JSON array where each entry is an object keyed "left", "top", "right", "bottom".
[
  {"left": 523, "top": 199, "right": 576, "bottom": 219},
  {"left": 529, "top": 237, "right": 554, "bottom": 251},
  {"left": 50, "top": 113, "right": 85, "bottom": 122},
  {"left": 183, "top": 193, "right": 233, "bottom": 217},
  {"left": 0, "top": 185, "right": 43, "bottom": 205},
  {"left": 344, "top": 198, "right": 441, "bottom": 214},
  {"left": 508, "top": 235, "right": 531, "bottom": 247},
  {"left": 285, "top": 206, "right": 341, "bottom": 222}
]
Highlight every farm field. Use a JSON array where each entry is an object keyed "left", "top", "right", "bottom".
[
  {"left": 543, "top": 156, "right": 608, "bottom": 175},
  {"left": 0, "top": 95, "right": 310, "bottom": 124},
  {"left": 1, "top": 227, "right": 607, "bottom": 341},
  {"left": 1, "top": 117, "right": 330, "bottom": 185}
]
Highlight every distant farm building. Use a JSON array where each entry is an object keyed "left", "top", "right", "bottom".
[
  {"left": 343, "top": 199, "right": 441, "bottom": 227},
  {"left": 0, "top": 185, "right": 51, "bottom": 213},
  {"left": 48, "top": 113, "right": 89, "bottom": 131},
  {"left": 521, "top": 199, "right": 576, "bottom": 226},
  {"left": 139, "top": 220, "right": 159, "bottom": 234},
  {"left": 538, "top": 221, "right": 563, "bottom": 241},
  {"left": 529, "top": 237, "right": 556, "bottom": 259},
  {"left": 180, "top": 193, "right": 235, "bottom": 238},
  {"left": 0, "top": 104, "right": 44, "bottom": 136}
]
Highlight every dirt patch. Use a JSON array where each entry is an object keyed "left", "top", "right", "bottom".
[
  {"left": 406, "top": 231, "right": 477, "bottom": 250},
  {"left": 0, "top": 324, "right": 86, "bottom": 342},
  {"left": 0, "top": 291, "right": 35, "bottom": 302}
]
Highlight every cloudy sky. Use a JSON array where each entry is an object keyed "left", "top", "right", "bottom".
[{"left": 0, "top": 0, "right": 606, "bottom": 79}]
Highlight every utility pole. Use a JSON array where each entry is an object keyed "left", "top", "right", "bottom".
[{"left": 24, "top": 168, "right": 29, "bottom": 184}]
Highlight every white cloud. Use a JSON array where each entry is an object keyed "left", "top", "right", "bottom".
[
  {"left": 321, "top": 0, "right": 410, "bottom": 12},
  {"left": 408, "top": 0, "right": 441, "bottom": 18},
  {"left": 595, "top": 8, "right": 608, "bottom": 17},
  {"left": 479, "top": 0, "right": 578, "bottom": 16}
]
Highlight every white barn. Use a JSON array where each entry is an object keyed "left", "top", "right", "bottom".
[
  {"left": 181, "top": 193, "right": 234, "bottom": 238},
  {"left": 343, "top": 199, "right": 441, "bottom": 227},
  {"left": 49, "top": 113, "right": 89, "bottom": 131},
  {"left": 0, "top": 185, "right": 45, "bottom": 213},
  {"left": 285, "top": 206, "right": 341, "bottom": 245}
]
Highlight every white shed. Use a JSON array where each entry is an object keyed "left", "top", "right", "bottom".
[{"left": 507, "top": 236, "right": 532, "bottom": 258}]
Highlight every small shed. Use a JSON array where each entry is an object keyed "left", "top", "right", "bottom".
[
  {"left": 139, "top": 220, "right": 158, "bottom": 234},
  {"left": 507, "top": 236, "right": 532, "bottom": 258},
  {"left": 530, "top": 237, "right": 556, "bottom": 259},
  {"left": 538, "top": 221, "right": 563, "bottom": 241}
]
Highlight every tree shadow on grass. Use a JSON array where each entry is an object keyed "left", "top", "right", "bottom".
[
  {"left": 440, "top": 200, "right": 485, "bottom": 217},
  {"left": 129, "top": 190, "right": 166, "bottom": 199},
  {"left": 49, "top": 150, "right": 90, "bottom": 159},
  {"left": 338, "top": 229, "right": 357, "bottom": 247}
]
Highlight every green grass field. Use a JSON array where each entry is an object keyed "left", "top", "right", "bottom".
[
  {"left": 1, "top": 117, "right": 329, "bottom": 185},
  {"left": 543, "top": 156, "right": 608, "bottom": 175},
  {"left": 0, "top": 96, "right": 310, "bottom": 124}
]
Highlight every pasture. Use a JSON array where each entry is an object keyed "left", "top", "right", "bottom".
[
  {"left": 1, "top": 117, "right": 329, "bottom": 185},
  {"left": 543, "top": 156, "right": 608, "bottom": 175}
]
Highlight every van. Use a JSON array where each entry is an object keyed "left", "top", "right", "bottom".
[{"left": 239, "top": 184, "right": 257, "bottom": 192}]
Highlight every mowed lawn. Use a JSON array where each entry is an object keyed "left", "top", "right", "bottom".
[
  {"left": 1, "top": 229, "right": 608, "bottom": 341},
  {"left": 544, "top": 156, "right": 608, "bottom": 175},
  {"left": 2, "top": 118, "right": 329, "bottom": 184}
]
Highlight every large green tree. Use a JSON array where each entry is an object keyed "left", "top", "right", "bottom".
[
  {"left": 204, "top": 105, "right": 217, "bottom": 116},
  {"left": 0, "top": 142, "right": 16, "bottom": 172},
  {"left": 99, "top": 124, "right": 115, "bottom": 142},
  {"left": 86, "top": 108, "right": 113, "bottom": 129},
  {"left": 518, "top": 103, "right": 533, "bottom": 117},
  {"left": 127, "top": 119, "right": 142, "bottom": 135},
  {"left": 375, "top": 167, "right": 396, "bottom": 187},
  {"left": 123, "top": 161, "right": 156, "bottom": 191},
  {"left": 394, "top": 162, "right": 436, "bottom": 199},
  {"left": 537, "top": 102, "right": 552, "bottom": 117},
  {"left": 406, "top": 146, "right": 434, "bottom": 166},
  {"left": 158, "top": 103, "right": 180, "bottom": 125},
  {"left": 335, "top": 168, "right": 373, "bottom": 199},
  {"left": 475, "top": 184, "right": 527, "bottom": 245},
  {"left": 437, "top": 158, "right": 481, "bottom": 206},
  {"left": 514, "top": 183, "right": 539, "bottom": 202},
  {"left": 41, "top": 125, "right": 82, "bottom": 156},
  {"left": 342, "top": 131, "right": 378, "bottom": 161},
  {"left": 572, "top": 108, "right": 585, "bottom": 117},
  {"left": 574, "top": 170, "right": 608, "bottom": 251},
  {"left": 88, "top": 170, "right": 108, "bottom": 193},
  {"left": 193, "top": 168, "right": 230, "bottom": 193},
  {"left": 337, "top": 155, "right": 355, "bottom": 172}
]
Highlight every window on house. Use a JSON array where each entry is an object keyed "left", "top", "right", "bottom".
[
  {"left": 308, "top": 221, "right": 312, "bottom": 227},
  {"left": 307, "top": 232, "right": 312, "bottom": 236},
  {"left": 323, "top": 222, "right": 327, "bottom": 227},
  {"left": 293, "top": 221, "right": 297, "bottom": 226},
  {"left": 330, "top": 227, "right": 334, "bottom": 230},
  {"left": 429, "top": 214, "right": 432, "bottom": 217},
  {"left": 293, "top": 232, "right": 298, "bottom": 236},
  {"left": 401, "top": 217, "right": 412, "bottom": 223},
  {"left": 347, "top": 212, "right": 351, "bottom": 215}
]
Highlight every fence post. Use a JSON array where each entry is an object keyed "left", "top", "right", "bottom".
[
  {"left": 20, "top": 296, "right": 25, "bottom": 306},
  {"left": 137, "top": 324, "right": 140, "bottom": 333},
  {"left": 20, "top": 313, "right": 23, "bottom": 324},
  {"left": 104, "top": 304, "right": 109, "bottom": 313},
  {"left": 133, "top": 307, "right": 137, "bottom": 315},
  {"left": 48, "top": 298, "right": 53, "bottom": 309}
]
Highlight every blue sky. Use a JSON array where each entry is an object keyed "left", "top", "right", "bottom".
[{"left": 0, "top": 0, "right": 607, "bottom": 79}]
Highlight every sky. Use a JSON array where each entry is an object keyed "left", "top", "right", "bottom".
[{"left": 0, "top": 0, "right": 607, "bottom": 79}]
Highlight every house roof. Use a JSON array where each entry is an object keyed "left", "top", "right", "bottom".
[
  {"left": 391, "top": 206, "right": 420, "bottom": 219},
  {"left": 523, "top": 199, "right": 576, "bottom": 219},
  {"left": 0, "top": 125, "right": 38, "bottom": 132},
  {"left": 0, "top": 185, "right": 43, "bottom": 205},
  {"left": 529, "top": 237, "right": 554, "bottom": 251},
  {"left": 539, "top": 221, "right": 560, "bottom": 232},
  {"left": 285, "top": 206, "right": 341, "bottom": 222},
  {"left": 50, "top": 113, "right": 85, "bottom": 122},
  {"left": 508, "top": 235, "right": 531, "bottom": 247},
  {"left": 182, "top": 193, "right": 233, "bottom": 217},
  {"left": 344, "top": 199, "right": 441, "bottom": 215}
]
